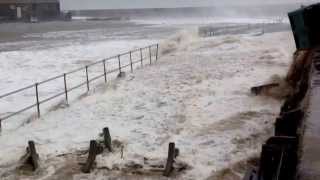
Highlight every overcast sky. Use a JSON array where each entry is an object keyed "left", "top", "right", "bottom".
[{"left": 60, "top": 0, "right": 317, "bottom": 10}]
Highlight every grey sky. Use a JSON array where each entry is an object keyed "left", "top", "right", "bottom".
[{"left": 60, "top": 0, "right": 317, "bottom": 10}]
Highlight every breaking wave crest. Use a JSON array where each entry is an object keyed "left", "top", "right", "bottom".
[{"left": 160, "top": 29, "right": 199, "bottom": 55}]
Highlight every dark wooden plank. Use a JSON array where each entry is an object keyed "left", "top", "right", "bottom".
[{"left": 251, "top": 83, "right": 279, "bottom": 95}]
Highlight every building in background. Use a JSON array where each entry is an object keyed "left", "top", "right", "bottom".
[{"left": 0, "top": 0, "right": 61, "bottom": 22}]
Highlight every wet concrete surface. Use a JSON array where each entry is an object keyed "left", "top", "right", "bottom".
[{"left": 300, "top": 49, "right": 320, "bottom": 180}]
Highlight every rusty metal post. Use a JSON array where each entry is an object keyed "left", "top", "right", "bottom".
[
  {"left": 149, "top": 46, "right": 152, "bottom": 65},
  {"left": 63, "top": 73, "right": 68, "bottom": 104},
  {"left": 140, "top": 48, "right": 143, "bottom": 67},
  {"left": 130, "top": 51, "right": 133, "bottom": 73},
  {"left": 103, "top": 60, "right": 107, "bottom": 83},
  {"left": 156, "top": 44, "right": 159, "bottom": 61},
  {"left": 118, "top": 55, "right": 122, "bottom": 73},
  {"left": 35, "top": 83, "right": 40, "bottom": 118},
  {"left": 85, "top": 66, "right": 89, "bottom": 91}
]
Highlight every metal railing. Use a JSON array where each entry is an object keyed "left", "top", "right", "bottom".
[
  {"left": 0, "top": 44, "right": 159, "bottom": 130},
  {"left": 199, "top": 24, "right": 266, "bottom": 37},
  {"left": 199, "top": 22, "right": 290, "bottom": 38}
]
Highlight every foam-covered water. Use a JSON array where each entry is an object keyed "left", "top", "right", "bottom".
[
  {"left": 0, "top": 30, "right": 295, "bottom": 180},
  {"left": 0, "top": 18, "right": 290, "bottom": 122}
]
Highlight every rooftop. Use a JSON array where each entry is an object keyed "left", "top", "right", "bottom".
[{"left": 0, "top": 0, "right": 59, "bottom": 4}]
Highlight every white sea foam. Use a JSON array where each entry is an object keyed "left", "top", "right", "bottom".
[
  {"left": 132, "top": 17, "right": 290, "bottom": 26},
  {"left": 159, "top": 29, "right": 199, "bottom": 55},
  {"left": 0, "top": 31, "right": 295, "bottom": 179}
]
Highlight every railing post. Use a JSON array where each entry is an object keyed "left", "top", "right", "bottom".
[
  {"left": 63, "top": 73, "right": 68, "bottom": 104},
  {"left": 103, "top": 60, "right": 107, "bottom": 83},
  {"left": 35, "top": 83, "right": 40, "bottom": 118},
  {"left": 129, "top": 51, "right": 133, "bottom": 73},
  {"left": 0, "top": 44, "right": 163, "bottom": 123},
  {"left": 156, "top": 44, "right": 159, "bottom": 61},
  {"left": 85, "top": 66, "right": 89, "bottom": 91},
  {"left": 140, "top": 48, "right": 143, "bottom": 67},
  {"left": 118, "top": 55, "right": 121, "bottom": 73},
  {"left": 149, "top": 46, "right": 152, "bottom": 65}
]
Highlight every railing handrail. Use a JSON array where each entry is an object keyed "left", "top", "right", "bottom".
[
  {"left": 0, "top": 44, "right": 157, "bottom": 98},
  {"left": 0, "top": 43, "right": 159, "bottom": 125},
  {"left": 0, "top": 84, "right": 35, "bottom": 99}
]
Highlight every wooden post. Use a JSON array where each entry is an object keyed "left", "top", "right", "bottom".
[
  {"left": 174, "top": 148, "right": 179, "bottom": 158},
  {"left": 118, "top": 55, "right": 122, "bottom": 73},
  {"left": 35, "top": 83, "right": 40, "bottom": 118},
  {"left": 103, "top": 60, "right": 107, "bottom": 83},
  {"left": 28, "top": 141, "right": 39, "bottom": 170},
  {"left": 63, "top": 73, "right": 68, "bottom": 104},
  {"left": 130, "top": 51, "right": 133, "bottom": 73},
  {"left": 103, "top": 127, "right": 112, "bottom": 152},
  {"left": 149, "top": 46, "right": 152, "bottom": 65},
  {"left": 140, "top": 48, "right": 143, "bottom": 67},
  {"left": 82, "top": 140, "right": 98, "bottom": 173},
  {"left": 85, "top": 66, "right": 89, "bottom": 91},
  {"left": 156, "top": 44, "right": 159, "bottom": 61},
  {"left": 164, "top": 142, "right": 175, "bottom": 177}
]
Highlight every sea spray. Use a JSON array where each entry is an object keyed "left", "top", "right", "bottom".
[{"left": 159, "top": 29, "right": 199, "bottom": 55}]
